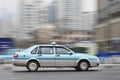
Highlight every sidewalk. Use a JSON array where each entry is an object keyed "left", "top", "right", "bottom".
[{"left": 99, "top": 64, "right": 120, "bottom": 69}]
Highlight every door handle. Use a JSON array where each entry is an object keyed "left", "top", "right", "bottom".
[
  {"left": 38, "top": 54, "right": 42, "bottom": 56},
  {"left": 56, "top": 54, "right": 60, "bottom": 57}
]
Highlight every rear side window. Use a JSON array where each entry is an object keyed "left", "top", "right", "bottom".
[
  {"left": 38, "top": 46, "right": 54, "bottom": 54},
  {"left": 31, "top": 47, "right": 38, "bottom": 54}
]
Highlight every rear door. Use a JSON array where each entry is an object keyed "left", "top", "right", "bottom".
[{"left": 37, "top": 46, "right": 55, "bottom": 66}]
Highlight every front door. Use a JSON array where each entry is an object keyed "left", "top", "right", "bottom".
[{"left": 55, "top": 46, "right": 76, "bottom": 67}]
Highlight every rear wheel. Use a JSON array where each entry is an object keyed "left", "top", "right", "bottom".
[
  {"left": 26, "top": 61, "right": 39, "bottom": 72},
  {"left": 76, "top": 61, "right": 89, "bottom": 71}
]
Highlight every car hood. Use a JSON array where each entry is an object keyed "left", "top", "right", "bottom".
[{"left": 75, "top": 53, "right": 97, "bottom": 59}]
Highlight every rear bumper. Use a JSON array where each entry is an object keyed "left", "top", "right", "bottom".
[
  {"left": 13, "top": 60, "right": 27, "bottom": 67},
  {"left": 0, "top": 60, "right": 4, "bottom": 64}
]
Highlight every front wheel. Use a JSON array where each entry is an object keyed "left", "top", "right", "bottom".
[
  {"left": 26, "top": 61, "right": 39, "bottom": 72},
  {"left": 76, "top": 61, "right": 89, "bottom": 71}
]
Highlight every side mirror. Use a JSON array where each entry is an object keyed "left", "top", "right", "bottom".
[
  {"left": 70, "top": 53, "right": 73, "bottom": 55},
  {"left": 68, "top": 52, "right": 73, "bottom": 55}
]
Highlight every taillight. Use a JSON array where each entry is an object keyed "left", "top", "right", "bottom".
[
  {"left": 18, "top": 50, "right": 20, "bottom": 52},
  {"left": 14, "top": 53, "right": 18, "bottom": 58}
]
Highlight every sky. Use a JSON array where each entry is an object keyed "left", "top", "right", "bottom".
[
  {"left": 0, "top": 0, "right": 97, "bottom": 13},
  {"left": 0, "top": 0, "right": 18, "bottom": 13},
  {"left": 0, "top": 0, "right": 53, "bottom": 13},
  {"left": 81, "top": 0, "right": 97, "bottom": 12}
]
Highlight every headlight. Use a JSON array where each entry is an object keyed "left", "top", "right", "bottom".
[{"left": 96, "top": 57, "right": 100, "bottom": 62}]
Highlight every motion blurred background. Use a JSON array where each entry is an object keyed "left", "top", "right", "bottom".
[{"left": 0, "top": 0, "right": 120, "bottom": 64}]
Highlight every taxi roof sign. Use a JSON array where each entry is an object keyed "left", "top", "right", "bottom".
[{"left": 51, "top": 42, "right": 56, "bottom": 45}]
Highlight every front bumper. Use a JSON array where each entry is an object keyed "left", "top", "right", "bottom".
[{"left": 90, "top": 60, "right": 100, "bottom": 67}]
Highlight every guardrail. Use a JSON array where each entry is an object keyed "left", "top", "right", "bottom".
[{"left": 97, "top": 52, "right": 120, "bottom": 64}]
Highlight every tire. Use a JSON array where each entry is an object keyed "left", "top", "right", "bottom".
[
  {"left": 76, "top": 61, "right": 89, "bottom": 71},
  {"left": 26, "top": 61, "right": 39, "bottom": 72}
]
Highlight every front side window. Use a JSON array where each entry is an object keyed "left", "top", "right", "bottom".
[
  {"left": 40, "top": 47, "right": 53, "bottom": 54},
  {"left": 56, "top": 47, "right": 70, "bottom": 54}
]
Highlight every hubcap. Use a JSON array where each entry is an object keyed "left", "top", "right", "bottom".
[
  {"left": 80, "top": 62, "right": 88, "bottom": 70},
  {"left": 29, "top": 62, "right": 37, "bottom": 71}
]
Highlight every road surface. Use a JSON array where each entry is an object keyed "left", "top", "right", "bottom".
[{"left": 0, "top": 65, "right": 120, "bottom": 80}]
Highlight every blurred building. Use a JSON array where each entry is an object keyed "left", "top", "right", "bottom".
[
  {"left": 48, "top": 1, "right": 56, "bottom": 24},
  {"left": 34, "top": 24, "right": 56, "bottom": 43},
  {"left": 95, "top": 0, "right": 120, "bottom": 52},
  {"left": 55, "top": 0, "right": 82, "bottom": 30},
  {"left": 39, "top": 3, "right": 49, "bottom": 24},
  {"left": 82, "top": 12, "right": 97, "bottom": 30},
  {"left": 66, "top": 41, "right": 98, "bottom": 55},
  {"left": 19, "top": 0, "right": 49, "bottom": 40},
  {"left": 0, "top": 9, "right": 14, "bottom": 38},
  {"left": 52, "top": 29, "right": 94, "bottom": 43},
  {"left": 33, "top": 24, "right": 94, "bottom": 44},
  {"left": 55, "top": 0, "right": 97, "bottom": 30},
  {"left": 18, "top": 0, "right": 97, "bottom": 44}
]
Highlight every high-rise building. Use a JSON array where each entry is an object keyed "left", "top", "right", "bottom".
[
  {"left": 19, "top": 0, "right": 49, "bottom": 39},
  {"left": 48, "top": 1, "right": 56, "bottom": 24},
  {"left": 82, "top": 12, "right": 97, "bottom": 30},
  {"left": 55, "top": 0, "right": 82, "bottom": 30},
  {"left": 95, "top": 0, "right": 120, "bottom": 52},
  {"left": 0, "top": 9, "right": 13, "bottom": 37},
  {"left": 18, "top": 0, "right": 97, "bottom": 44},
  {"left": 55, "top": 0, "right": 97, "bottom": 30}
]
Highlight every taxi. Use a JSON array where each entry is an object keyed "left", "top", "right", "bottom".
[{"left": 13, "top": 42, "right": 99, "bottom": 72}]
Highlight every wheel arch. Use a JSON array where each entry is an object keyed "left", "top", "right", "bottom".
[
  {"left": 26, "top": 59, "right": 40, "bottom": 67},
  {"left": 76, "top": 59, "right": 90, "bottom": 67}
]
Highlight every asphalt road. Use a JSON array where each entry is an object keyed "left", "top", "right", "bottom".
[{"left": 0, "top": 66, "right": 120, "bottom": 80}]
